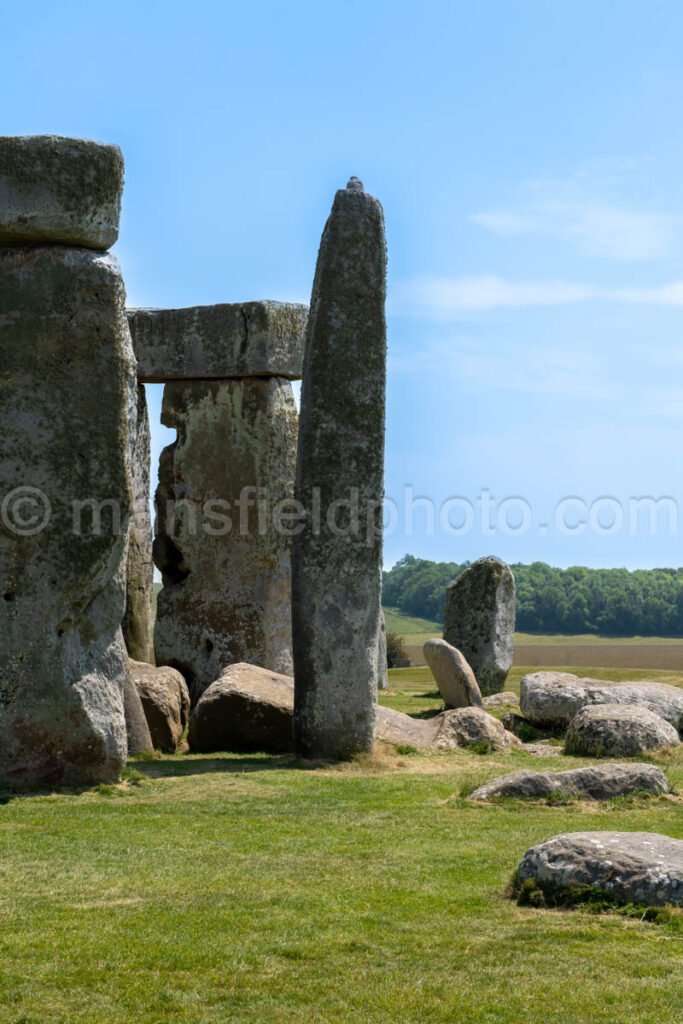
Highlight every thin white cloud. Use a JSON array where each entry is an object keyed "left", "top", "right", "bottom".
[
  {"left": 390, "top": 335, "right": 615, "bottom": 401},
  {"left": 472, "top": 164, "right": 677, "bottom": 262},
  {"left": 401, "top": 274, "right": 683, "bottom": 314}
]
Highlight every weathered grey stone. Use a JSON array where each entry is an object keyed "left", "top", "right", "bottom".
[
  {"left": 186, "top": 666, "right": 465, "bottom": 755},
  {"left": 375, "top": 705, "right": 441, "bottom": 749},
  {"left": 468, "top": 763, "right": 670, "bottom": 802},
  {"left": 292, "top": 178, "right": 387, "bottom": 760},
  {"left": 154, "top": 377, "right": 298, "bottom": 704},
  {"left": 565, "top": 704, "right": 679, "bottom": 757},
  {"left": 483, "top": 691, "right": 519, "bottom": 708},
  {"left": 443, "top": 556, "right": 515, "bottom": 695},
  {"left": 434, "top": 707, "right": 520, "bottom": 751},
  {"left": 188, "top": 663, "right": 295, "bottom": 754},
  {"left": 129, "top": 659, "right": 190, "bottom": 753},
  {"left": 122, "top": 384, "right": 154, "bottom": 664},
  {"left": 0, "top": 136, "right": 123, "bottom": 249},
  {"left": 127, "top": 302, "right": 308, "bottom": 382},
  {"left": 520, "top": 671, "right": 683, "bottom": 734},
  {"left": 423, "top": 637, "right": 483, "bottom": 709},
  {"left": 515, "top": 832, "right": 683, "bottom": 907},
  {"left": 123, "top": 666, "right": 154, "bottom": 755},
  {"left": 377, "top": 609, "right": 389, "bottom": 691},
  {"left": 0, "top": 246, "right": 135, "bottom": 788}
]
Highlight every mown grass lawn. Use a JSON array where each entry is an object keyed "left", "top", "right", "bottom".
[{"left": 0, "top": 669, "right": 682, "bottom": 1023}]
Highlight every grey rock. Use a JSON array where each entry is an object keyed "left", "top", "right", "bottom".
[
  {"left": 377, "top": 609, "right": 389, "bottom": 691},
  {"left": 565, "top": 704, "right": 679, "bottom": 757},
  {"left": 123, "top": 667, "right": 154, "bottom": 755},
  {"left": 154, "top": 377, "right": 298, "bottom": 704},
  {"left": 0, "top": 135, "right": 123, "bottom": 249},
  {"left": 292, "top": 179, "right": 387, "bottom": 760},
  {"left": 122, "top": 384, "right": 154, "bottom": 664},
  {"left": 0, "top": 247, "right": 135, "bottom": 788},
  {"left": 483, "top": 691, "right": 519, "bottom": 707},
  {"left": 434, "top": 707, "right": 521, "bottom": 751},
  {"left": 127, "top": 302, "right": 308, "bottom": 383},
  {"left": 375, "top": 705, "right": 441, "bottom": 749},
  {"left": 520, "top": 671, "right": 683, "bottom": 734},
  {"left": 129, "top": 660, "right": 190, "bottom": 753},
  {"left": 443, "top": 556, "right": 516, "bottom": 695},
  {"left": 515, "top": 831, "right": 683, "bottom": 907},
  {"left": 423, "top": 638, "right": 483, "bottom": 708},
  {"left": 188, "top": 663, "right": 295, "bottom": 754},
  {"left": 469, "top": 763, "right": 670, "bottom": 802}
]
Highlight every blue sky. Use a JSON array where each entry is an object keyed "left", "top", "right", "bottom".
[{"left": 3, "top": 0, "right": 683, "bottom": 569}]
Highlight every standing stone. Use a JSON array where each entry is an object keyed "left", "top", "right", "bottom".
[
  {"left": 0, "top": 240, "right": 135, "bottom": 788},
  {"left": 123, "top": 667, "right": 154, "bottom": 754},
  {"left": 377, "top": 609, "right": 389, "bottom": 691},
  {"left": 443, "top": 556, "right": 516, "bottom": 695},
  {"left": 122, "top": 384, "right": 154, "bottom": 664},
  {"left": 154, "top": 377, "right": 298, "bottom": 704},
  {"left": 292, "top": 178, "right": 387, "bottom": 760}
]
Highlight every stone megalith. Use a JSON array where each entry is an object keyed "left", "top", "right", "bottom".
[
  {"left": 0, "top": 137, "right": 134, "bottom": 789},
  {"left": 377, "top": 609, "right": 389, "bottom": 691},
  {"left": 443, "top": 556, "right": 516, "bottom": 695},
  {"left": 154, "top": 376, "right": 298, "bottom": 704},
  {"left": 0, "top": 135, "right": 123, "bottom": 249},
  {"left": 128, "top": 301, "right": 308, "bottom": 383},
  {"left": 292, "top": 177, "right": 387, "bottom": 760},
  {"left": 423, "top": 637, "right": 483, "bottom": 708},
  {"left": 122, "top": 384, "right": 154, "bottom": 664}
]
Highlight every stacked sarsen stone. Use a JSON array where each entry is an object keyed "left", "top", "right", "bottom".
[{"left": 0, "top": 136, "right": 136, "bottom": 788}]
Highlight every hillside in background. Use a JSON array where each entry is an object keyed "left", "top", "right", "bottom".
[{"left": 384, "top": 556, "right": 683, "bottom": 638}]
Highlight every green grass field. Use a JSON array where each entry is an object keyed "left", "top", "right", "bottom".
[{"left": 0, "top": 662, "right": 682, "bottom": 1023}]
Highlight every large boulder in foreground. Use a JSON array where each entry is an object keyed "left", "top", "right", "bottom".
[
  {"left": 375, "top": 705, "right": 440, "bottom": 749},
  {"left": 188, "top": 663, "right": 295, "bottom": 754},
  {"left": 565, "top": 704, "right": 679, "bottom": 758},
  {"left": 434, "top": 707, "right": 520, "bottom": 752},
  {"left": 187, "top": 666, "right": 520, "bottom": 756},
  {"left": 515, "top": 832, "right": 683, "bottom": 908},
  {"left": 0, "top": 135, "right": 123, "bottom": 248},
  {"left": 468, "top": 763, "right": 670, "bottom": 802},
  {"left": 423, "top": 638, "right": 483, "bottom": 709},
  {"left": 443, "top": 556, "right": 515, "bottom": 695},
  {"left": 129, "top": 660, "right": 190, "bottom": 753},
  {"left": 520, "top": 671, "right": 683, "bottom": 734}
]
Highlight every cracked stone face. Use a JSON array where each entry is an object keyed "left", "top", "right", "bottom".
[
  {"left": 292, "top": 180, "right": 387, "bottom": 760},
  {"left": 0, "top": 246, "right": 135, "bottom": 789},
  {"left": 153, "top": 377, "right": 298, "bottom": 704}
]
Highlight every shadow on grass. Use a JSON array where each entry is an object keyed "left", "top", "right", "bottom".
[{"left": 129, "top": 752, "right": 343, "bottom": 780}]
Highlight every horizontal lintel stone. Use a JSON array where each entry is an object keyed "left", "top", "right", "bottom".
[{"left": 128, "top": 301, "right": 308, "bottom": 382}]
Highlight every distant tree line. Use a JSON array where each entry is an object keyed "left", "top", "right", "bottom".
[{"left": 383, "top": 555, "right": 683, "bottom": 637}]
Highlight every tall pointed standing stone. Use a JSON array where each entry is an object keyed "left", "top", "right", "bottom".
[{"left": 292, "top": 178, "right": 387, "bottom": 759}]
